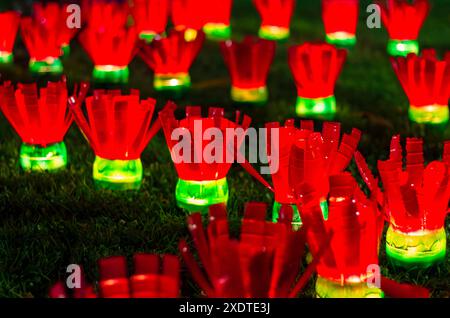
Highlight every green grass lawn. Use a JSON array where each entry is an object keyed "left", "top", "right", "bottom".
[{"left": 0, "top": 0, "right": 449, "bottom": 298}]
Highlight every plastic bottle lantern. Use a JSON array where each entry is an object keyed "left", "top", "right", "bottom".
[
  {"left": 0, "top": 81, "right": 87, "bottom": 172},
  {"left": 20, "top": 4, "right": 76, "bottom": 75},
  {"left": 0, "top": 11, "right": 20, "bottom": 64},
  {"left": 202, "top": 0, "right": 233, "bottom": 40},
  {"left": 49, "top": 253, "right": 180, "bottom": 298},
  {"left": 378, "top": 0, "right": 430, "bottom": 57},
  {"left": 390, "top": 50, "right": 450, "bottom": 125},
  {"left": 70, "top": 90, "right": 162, "bottom": 190},
  {"left": 253, "top": 0, "right": 295, "bottom": 41},
  {"left": 322, "top": 0, "right": 359, "bottom": 47},
  {"left": 288, "top": 43, "right": 347, "bottom": 119},
  {"left": 139, "top": 30, "right": 205, "bottom": 97},
  {"left": 220, "top": 37, "right": 276, "bottom": 105},
  {"left": 79, "top": 1, "right": 138, "bottom": 83},
  {"left": 159, "top": 104, "right": 251, "bottom": 212},
  {"left": 130, "top": 0, "right": 169, "bottom": 42},
  {"left": 298, "top": 173, "right": 385, "bottom": 298},
  {"left": 171, "top": 0, "right": 206, "bottom": 32},
  {"left": 180, "top": 203, "right": 322, "bottom": 297},
  {"left": 377, "top": 137, "right": 450, "bottom": 268}
]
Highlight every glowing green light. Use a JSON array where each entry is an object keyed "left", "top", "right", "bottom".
[
  {"left": 20, "top": 142, "right": 67, "bottom": 172},
  {"left": 154, "top": 73, "right": 191, "bottom": 98},
  {"left": 408, "top": 105, "right": 449, "bottom": 125},
  {"left": 386, "top": 226, "right": 446, "bottom": 268},
  {"left": 175, "top": 177, "right": 228, "bottom": 213},
  {"left": 320, "top": 200, "right": 329, "bottom": 220},
  {"left": 272, "top": 202, "right": 302, "bottom": 230},
  {"left": 258, "top": 25, "right": 290, "bottom": 41},
  {"left": 61, "top": 44, "right": 70, "bottom": 57},
  {"left": 231, "top": 86, "right": 268, "bottom": 105},
  {"left": 93, "top": 65, "right": 129, "bottom": 84},
  {"left": 296, "top": 95, "right": 336, "bottom": 120},
  {"left": 139, "top": 32, "right": 156, "bottom": 43},
  {"left": 326, "top": 32, "right": 356, "bottom": 48},
  {"left": 203, "top": 23, "right": 231, "bottom": 40},
  {"left": 316, "top": 276, "right": 384, "bottom": 298},
  {"left": 387, "top": 39, "right": 419, "bottom": 57},
  {"left": 93, "top": 156, "right": 143, "bottom": 191},
  {"left": 29, "top": 57, "right": 63, "bottom": 75},
  {"left": 0, "top": 51, "right": 13, "bottom": 64}
]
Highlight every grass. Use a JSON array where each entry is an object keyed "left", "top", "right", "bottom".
[{"left": 0, "top": 0, "right": 449, "bottom": 298}]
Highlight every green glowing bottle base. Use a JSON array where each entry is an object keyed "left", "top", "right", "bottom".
[
  {"left": 315, "top": 276, "right": 384, "bottom": 298},
  {"left": 0, "top": 51, "right": 13, "bottom": 64},
  {"left": 258, "top": 26, "right": 290, "bottom": 41},
  {"left": 272, "top": 202, "right": 302, "bottom": 229},
  {"left": 231, "top": 86, "right": 268, "bottom": 105},
  {"left": 409, "top": 105, "right": 449, "bottom": 125},
  {"left": 154, "top": 73, "right": 191, "bottom": 98},
  {"left": 29, "top": 58, "right": 63, "bottom": 75},
  {"left": 386, "top": 226, "right": 446, "bottom": 269},
  {"left": 326, "top": 32, "right": 356, "bottom": 48},
  {"left": 93, "top": 66, "right": 129, "bottom": 84},
  {"left": 93, "top": 156, "right": 143, "bottom": 191},
  {"left": 139, "top": 32, "right": 157, "bottom": 43},
  {"left": 175, "top": 178, "right": 228, "bottom": 213},
  {"left": 20, "top": 142, "right": 67, "bottom": 172},
  {"left": 203, "top": 23, "right": 231, "bottom": 41},
  {"left": 296, "top": 96, "right": 336, "bottom": 120},
  {"left": 387, "top": 39, "right": 419, "bottom": 57}
]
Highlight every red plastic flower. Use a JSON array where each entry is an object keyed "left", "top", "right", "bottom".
[
  {"left": 322, "top": 0, "right": 359, "bottom": 36},
  {"left": 377, "top": 136, "right": 450, "bottom": 233},
  {"left": 220, "top": 37, "right": 276, "bottom": 89},
  {"left": 79, "top": 1, "right": 138, "bottom": 67},
  {"left": 0, "top": 11, "right": 20, "bottom": 55},
  {"left": 139, "top": 29, "right": 205, "bottom": 76},
  {"left": 253, "top": 0, "right": 295, "bottom": 29},
  {"left": 130, "top": 0, "right": 169, "bottom": 36},
  {"left": 378, "top": 0, "right": 430, "bottom": 40},
  {"left": 70, "top": 90, "right": 161, "bottom": 160},
  {"left": 288, "top": 42, "right": 347, "bottom": 99},
  {"left": 0, "top": 80, "right": 86, "bottom": 147},
  {"left": 158, "top": 103, "right": 251, "bottom": 182},
  {"left": 180, "top": 203, "right": 321, "bottom": 297},
  {"left": 390, "top": 49, "right": 450, "bottom": 108}
]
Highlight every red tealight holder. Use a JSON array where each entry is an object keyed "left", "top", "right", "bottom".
[
  {"left": 288, "top": 42, "right": 347, "bottom": 119},
  {"left": 171, "top": 0, "right": 206, "bottom": 32},
  {"left": 378, "top": 0, "right": 430, "bottom": 57},
  {"left": 130, "top": 0, "right": 169, "bottom": 42},
  {"left": 79, "top": 1, "right": 138, "bottom": 83},
  {"left": 139, "top": 29, "right": 205, "bottom": 97},
  {"left": 322, "top": 0, "right": 359, "bottom": 47},
  {"left": 159, "top": 104, "right": 251, "bottom": 212},
  {"left": 70, "top": 90, "right": 162, "bottom": 190},
  {"left": 180, "top": 203, "right": 322, "bottom": 297},
  {"left": 298, "top": 173, "right": 385, "bottom": 298},
  {"left": 376, "top": 137, "right": 449, "bottom": 268},
  {"left": 253, "top": 0, "right": 295, "bottom": 41},
  {"left": 0, "top": 11, "right": 20, "bottom": 64},
  {"left": 220, "top": 37, "right": 276, "bottom": 105},
  {"left": 0, "top": 80, "right": 87, "bottom": 172},
  {"left": 391, "top": 49, "right": 450, "bottom": 125},
  {"left": 32, "top": 2, "right": 79, "bottom": 57},
  {"left": 202, "top": 0, "right": 233, "bottom": 40},
  {"left": 264, "top": 120, "right": 360, "bottom": 226}
]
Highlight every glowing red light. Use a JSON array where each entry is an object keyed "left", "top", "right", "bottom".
[
  {"left": 70, "top": 90, "right": 160, "bottom": 161},
  {"left": 180, "top": 203, "right": 322, "bottom": 297},
  {"left": 202, "top": 0, "right": 233, "bottom": 27},
  {"left": 130, "top": 0, "right": 169, "bottom": 38},
  {"left": 322, "top": 0, "right": 359, "bottom": 39},
  {"left": 79, "top": 1, "right": 138, "bottom": 69},
  {"left": 378, "top": 0, "right": 430, "bottom": 41},
  {"left": 0, "top": 11, "right": 20, "bottom": 58},
  {"left": 253, "top": 0, "right": 295, "bottom": 31},
  {"left": 139, "top": 29, "right": 205, "bottom": 77},
  {"left": 171, "top": 0, "right": 206, "bottom": 30},
  {"left": 0, "top": 80, "right": 84, "bottom": 147},
  {"left": 288, "top": 42, "right": 347, "bottom": 99},
  {"left": 220, "top": 37, "right": 276, "bottom": 89},
  {"left": 158, "top": 103, "right": 251, "bottom": 182}
]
